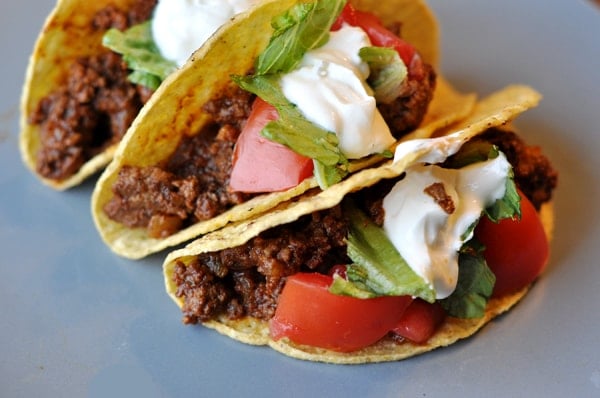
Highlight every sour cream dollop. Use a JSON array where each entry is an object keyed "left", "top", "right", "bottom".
[
  {"left": 152, "top": 0, "right": 260, "bottom": 67},
  {"left": 280, "top": 25, "right": 395, "bottom": 159},
  {"left": 383, "top": 147, "right": 512, "bottom": 299}
]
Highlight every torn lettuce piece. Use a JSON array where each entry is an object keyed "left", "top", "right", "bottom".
[
  {"left": 103, "top": 21, "right": 177, "bottom": 90},
  {"left": 440, "top": 242, "right": 496, "bottom": 318},
  {"left": 359, "top": 46, "right": 408, "bottom": 104},
  {"left": 329, "top": 202, "right": 436, "bottom": 302},
  {"left": 256, "top": 0, "right": 346, "bottom": 74}
]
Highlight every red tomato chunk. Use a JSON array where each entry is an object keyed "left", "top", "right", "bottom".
[
  {"left": 475, "top": 190, "right": 549, "bottom": 297},
  {"left": 229, "top": 98, "right": 314, "bottom": 193},
  {"left": 269, "top": 273, "right": 413, "bottom": 352},
  {"left": 391, "top": 299, "right": 446, "bottom": 344}
]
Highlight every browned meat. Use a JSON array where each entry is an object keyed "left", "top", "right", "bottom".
[
  {"left": 103, "top": 126, "right": 254, "bottom": 238},
  {"left": 174, "top": 206, "right": 350, "bottom": 323},
  {"left": 477, "top": 128, "right": 558, "bottom": 209},
  {"left": 379, "top": 63, "right": 436, "bottom": 138},
  {"left": 29, "top": 1, "right": 157, "bottom": 181}
]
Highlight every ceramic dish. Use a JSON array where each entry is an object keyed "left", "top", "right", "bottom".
[{"left": 1, "top": 0, "right": 599, "bottom": 396}]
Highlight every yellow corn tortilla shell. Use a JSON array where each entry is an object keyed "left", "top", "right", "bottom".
[
  {"left": 19, "top": 0, "right": 151, "bottom": 190},
  {"left": 91, "top": 0, "right": 476, "bottom": 259},
  {"left": 162, "top": 85, "right": 547, "bottom": 364}
]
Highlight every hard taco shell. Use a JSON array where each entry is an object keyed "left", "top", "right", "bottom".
[
  {"left": 20, "top": 0, "right": 149, "bottom": 190},
  {"left": 91, "top": 0, "right": 476, "bottom": 259},
  {"left": 162, "top": 85, "right": 549, "bottom": 364}
]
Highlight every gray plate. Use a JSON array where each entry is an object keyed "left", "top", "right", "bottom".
[{"left": 2, "top": 1, "right": 599, "bottom": 397}]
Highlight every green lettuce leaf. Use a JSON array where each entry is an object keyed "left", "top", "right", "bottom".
[
  {"left": 232, "top": 74, "right": 348, "bottom": 188},
  {"left": 485, "top": 175, "right": 521, "bottom": 222},
  {"left": 329, "top": 201, "right": 436, "bottom": 302},
  {"left": 440, "top": 242, "right": 496, "bottom": 318},
  {"left": 256, "top": 0, "right": 346, "bottom": 74},
  {"left": 102, "top": 21, "right": 177, "bottom": 90},
  {"left": 359, "top": 46, "right": 408, "bottom": 104}
]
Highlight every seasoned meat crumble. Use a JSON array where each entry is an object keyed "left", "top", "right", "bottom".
[{"left": 29, "top": 1, "right": 157, "bottom": 181}]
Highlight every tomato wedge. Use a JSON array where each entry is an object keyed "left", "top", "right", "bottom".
[
  {"left": 391, "top": 299, "right": 446, "bottom": 344},
  {"left": 475, "top": 191, "right": 549, "bottom": 297},
  {"left": 229, "top": 98, "right": 314, "bottom": 193},
  {"left": 270, "top": 273, "right": 412, "bottom": 352}
]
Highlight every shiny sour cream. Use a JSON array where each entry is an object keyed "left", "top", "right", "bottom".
[
  {"left": 383, "top": 149, "right": 512, "bottom": 299},
  {"left": 152, "top": 0, "right": 260, "bottom": 67},
  {"left": 280, "top": 25, "right": 395, "bottom": 159}
]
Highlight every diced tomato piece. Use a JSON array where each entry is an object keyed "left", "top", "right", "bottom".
[
  {"left": 229, "top": 98, "right": 314, "bottom": 193},
  {"left": 270, "top": 273, "right": 413, "bottom": 352},
  {"left": 475, "top": 191, "right": 549, "bottom": 297},
  {"left": 391, "top": 299, "right": 446, "bottom": 344}
]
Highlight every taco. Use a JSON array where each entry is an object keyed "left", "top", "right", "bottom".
[
  {"left": 91, "top": 0, "right": 477, "bottom": 259},
  {"left": 162, "top": 85, "right": 558, "bottom": 364},
  {"left": 19, "top": 0, "right": 266, "bottom": 190}
]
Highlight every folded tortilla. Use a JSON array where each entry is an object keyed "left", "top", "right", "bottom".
[
  {"left": 20, "top": 0, "right": 150, "bottom": 190},
  {"left": 91, "top": 0, "right": 477, "bottom": 259},
  {"left": 162, "top": 85, "right": 549, "bottom": 364}
]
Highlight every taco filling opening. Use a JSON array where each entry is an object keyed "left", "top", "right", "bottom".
[
  {"left": 104, "top": 86, "right": 257, "bottom": 238},
  {"left": 102, "top": 1, "right": 437, "bottom": 239},
  {"left": 170, "top": 128, "right": 557, "bottom": 351},
  {"left": 29, "top": 1, "right": 157, "bottom": 181}
]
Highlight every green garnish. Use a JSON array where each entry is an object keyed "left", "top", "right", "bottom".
[
  {"left": 256, "top": 0, "right": 346, "bottom": 74},
  {"left": 329, "top": 201, "right": 436, "bottom": 302},
  {"left": 440, "top": 241, "right": 496, "bottom": 318},
  {"left": 102, "top": 21, "right": 177, "bottom": 90},
  {"left": 359, "top": 46, "right": 408, "bottom": 104}
]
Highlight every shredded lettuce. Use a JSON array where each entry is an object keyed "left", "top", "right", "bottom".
[
  {"left": 359, "top": 47, "right": 408, "bottom": 104},
  {"left": 102, "top": 21, "right": 177, "bottom": 90},
  {"left": 329, "top": 202, "right": 436, "bottom": 302},
  {"left": 440, "top": 242, "right": 496, "bottom": 318},
  {"left": 256, "top": 0, "right": 346, "bottom": 74}
]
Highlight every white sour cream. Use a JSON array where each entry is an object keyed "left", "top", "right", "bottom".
[
  {"left": 152, "top": 0, "right": 260, "bottom": 67},
  {"left": 382, "top": 152, "right": 512, "bottom": 299},
  {"left": 280, "top": 25, "right": 395, "bottom": 159}
]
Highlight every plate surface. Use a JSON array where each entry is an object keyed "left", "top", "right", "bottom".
[{"left": 1, "top": 1, "right": 599, "bottom": 397}]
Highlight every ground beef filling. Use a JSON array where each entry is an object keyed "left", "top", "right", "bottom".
[
  {"left": 173, "top": 130, "right": 557, "bottom": 324},
  {"left": 103, "top": 88, "right": 256, "bottom": 238},
  {"left": 380, "top": 62, "right": 436, "bottom": 138},
  {"left": 174, "top": 205, "right": 352, "bottom": 324},
  {"left": 29, "top": 1, "right": 156, "bottom": 181}
]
